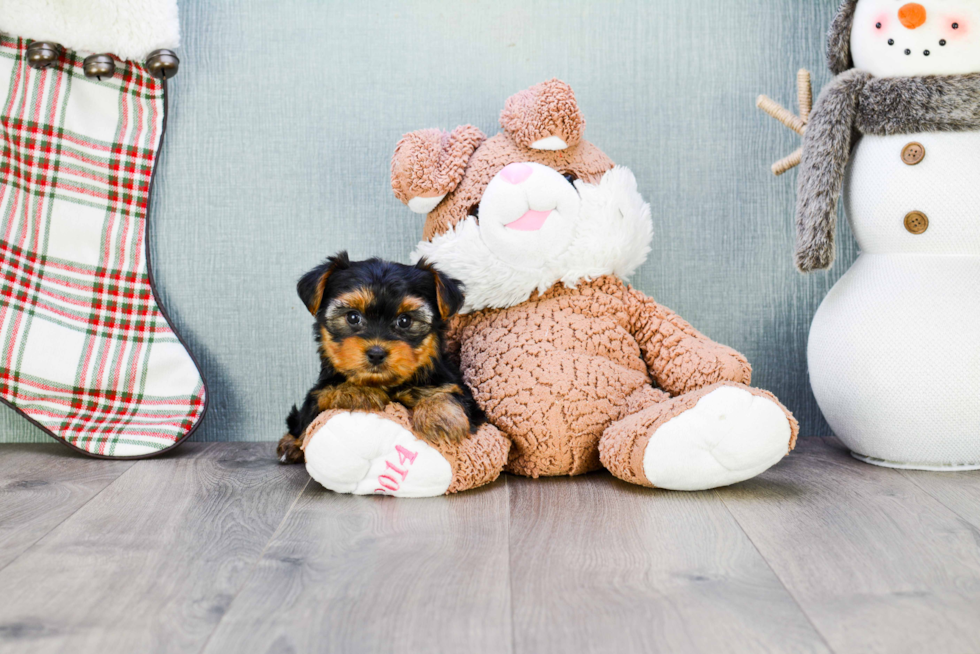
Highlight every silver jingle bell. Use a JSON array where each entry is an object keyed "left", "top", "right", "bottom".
[
  {"left": 26, "top": 41, "right": 62, "bottom": 70},
  {"left": 145, "top": 49, "right": 179, "bottom": 80},
  {"left": 83, "top": 54, "right": 116, "bottom": 80}
]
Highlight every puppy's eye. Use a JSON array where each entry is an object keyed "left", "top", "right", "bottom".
[
  {"left": 562, "top": 172, "right": 578, "bottom": 185},
  {"left": 396, "top": 314, "right": 413, "bottom": 330},
  {"left": 345, "top": 311, "right": 362, "bottom": 326}
]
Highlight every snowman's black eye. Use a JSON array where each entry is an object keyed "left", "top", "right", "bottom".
[
  {"left": 905, "top": 49, "right": 912, "bottom": 55},
  {"left": 924, "top": 50, "right": 931, "bottom": 56},
  {"left": 888, "top": 39, "right": 895, "bottom": 45},
  {"left": 940, "top": 39, "right": 947, "bottom": 46},
  {"left": 953, "top": 22, "right": 959, "bottom": 29},
  {"left": 876, "top": 22, "right": 882, "bottom": 29}
]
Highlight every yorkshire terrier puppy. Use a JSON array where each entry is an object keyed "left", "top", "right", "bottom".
[{"left": 277, "top": 252, "right": 485, "bottom": 464}]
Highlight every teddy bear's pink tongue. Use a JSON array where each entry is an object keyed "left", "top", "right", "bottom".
[{"left": 506, "top": 209, "right": 551, "bottom": 231}]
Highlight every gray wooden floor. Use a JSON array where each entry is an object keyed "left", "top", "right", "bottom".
[{"left": 2, "top": 438, "right": 980, "bottom": 654}]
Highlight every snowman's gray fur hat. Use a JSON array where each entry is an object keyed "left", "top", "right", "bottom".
[{"left": 828, "top": 0, "right": 860, "bottom": 75}]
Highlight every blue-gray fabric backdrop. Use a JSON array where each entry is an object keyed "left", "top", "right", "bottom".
[{"left": 0, "top": 0, "right": 857, "bottom": 444}]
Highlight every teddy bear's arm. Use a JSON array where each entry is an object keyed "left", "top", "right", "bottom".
[{"left": 625, "top": 288, "right": 752, "bottom": 395}]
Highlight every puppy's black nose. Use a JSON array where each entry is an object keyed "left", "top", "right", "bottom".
[{"left": 366, "top": 346, "right": 388, "bottom": 365}]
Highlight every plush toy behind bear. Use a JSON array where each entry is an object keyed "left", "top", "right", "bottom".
[{"left": 301, "top": 80, "right": 798, "bottom": 497}]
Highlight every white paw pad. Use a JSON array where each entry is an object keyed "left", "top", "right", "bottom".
[
  {"left": 643, "top": 387, "right": 791, "bottom": 491},
  {"left": 304, "top": 412, "right": 453, "bottom": 498}
]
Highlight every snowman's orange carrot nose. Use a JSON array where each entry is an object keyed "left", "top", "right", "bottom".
[{"left": 899, "top": 3, "right": 927, "bottom": 29}]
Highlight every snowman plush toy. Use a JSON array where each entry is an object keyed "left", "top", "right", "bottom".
[{"left": 787, "top": 0, "right": 980, "bottom": 469}]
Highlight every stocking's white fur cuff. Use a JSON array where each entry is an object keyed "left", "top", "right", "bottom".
[{"left": 0, "top": 0, "right": 179, "bottom": 62}]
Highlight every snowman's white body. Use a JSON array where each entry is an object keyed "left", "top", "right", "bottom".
[{"left": 808, "top": 130, "right": 980, "bottom": 468}]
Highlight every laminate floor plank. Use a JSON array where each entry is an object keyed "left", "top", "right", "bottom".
[
  {"left": 720, "top": 437, "right": 980, "bottom": 654},
  {"left": 7, "top": 439, "right": 980, "bottom": 654},
  {"left": 507, "top": 473, "right": 831, "bottom": 654},
  {"left": 0, "top": 444, "right": 135, "bottom": 571},
  {"left": 894, "top": 466, "right": 980, "bottom": 529},
  {"left": 0, "top": 443, "right": 308, "bottom": 654},
  {"left": 201, "top": 476, "right": 513, "bottom": 654}
]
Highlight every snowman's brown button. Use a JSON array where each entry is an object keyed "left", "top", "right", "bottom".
[
  {"left": 904, "top": 211, "right": 929, "bottom": 234},
  {"left": 902, "top": 142, "right": 925, "bottom": 165}
]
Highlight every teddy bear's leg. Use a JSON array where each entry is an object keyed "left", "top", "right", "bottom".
[
  {"left": 599, "top": 382, "right": 799, "bottom": 491},
  {"left": 301, "top": 405, "right": 509, "bottom": 498}
]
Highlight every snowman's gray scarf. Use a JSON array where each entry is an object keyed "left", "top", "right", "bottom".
[{"left": 795, "top": 70, "right": 980, "bottom": 272}]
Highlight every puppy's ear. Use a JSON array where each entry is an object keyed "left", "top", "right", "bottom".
[
  {"left": 298, "top": 251, "right": 350, "bottom": 316},
  {"left": 416, "top": 259, "right": 464, "bottom": 320},
  {"left": 391, "top": 125, "right": 485, "bottom": 214}
]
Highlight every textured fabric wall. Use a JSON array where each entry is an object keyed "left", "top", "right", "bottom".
[{"left": 0, "top": 0, "right": 858, "bottom": 444}]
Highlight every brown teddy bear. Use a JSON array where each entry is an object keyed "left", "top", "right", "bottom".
[{"left": 301, "top": 80, "right": 798, "bottom": 497}]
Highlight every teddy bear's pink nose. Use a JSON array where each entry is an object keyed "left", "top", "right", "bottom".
[{"left": 499, "top": 163, "right": 533, "bottom": 185}]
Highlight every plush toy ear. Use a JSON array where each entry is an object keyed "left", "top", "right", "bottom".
[
  {"left": 297, "top": 251, "right": 350, "bottom": 316},
  {"left": 391, "top": 125, "right": 485, "bottom": 214},
  {"left": 416, "top": 259, "right": 464, "bottom": 320},
  {"left": 828, "top": 0, "right": 859, "bottom": 75},
  {"left": 499, "top": 79, "right": 585, "bottom": 151}
]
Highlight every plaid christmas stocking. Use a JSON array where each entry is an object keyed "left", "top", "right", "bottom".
[{"left": 0, "top": 30, "right": 207, "bottom": 457}]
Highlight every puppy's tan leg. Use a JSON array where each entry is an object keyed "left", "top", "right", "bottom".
[
  {"left": 277, "top": 433, "right": 305, "bottom": 464},
  {"left": 401, "top": 386, "right": 470, "bottom": 444},
  {"left": 316, "top": 383, "right": 390, "bottom": 412}
]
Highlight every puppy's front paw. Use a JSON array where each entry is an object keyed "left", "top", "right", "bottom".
[
  {"left": 412, "top": 394, "right": 470, "bottom": 443},
  {"left": 277, "top": 434, "right": 305, "bottom": 464}
]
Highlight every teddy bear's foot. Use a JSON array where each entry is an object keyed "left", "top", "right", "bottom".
[
  {"left": 600, "top": 383, "right": 798, "bottom": 491},
  {"left": 304, "top": 412, "right": 454, "bottom": 498}
]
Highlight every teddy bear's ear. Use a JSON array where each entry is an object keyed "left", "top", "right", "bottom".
[
  {"left": 499, "top": 79, "right": 585, "bottom": 151},
  {"left": 391, "top": 125, "right": 486, "bottom": 214}
]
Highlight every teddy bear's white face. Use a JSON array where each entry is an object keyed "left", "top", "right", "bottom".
[
  {"left": 413, "top": 166, "right": 654, "bottom": 313},
  {"left": 851, "top": 0, "right": 980, "bottom": 77},
  {"left": 476, "top": 162, "right": 581, "bottom": 267}
]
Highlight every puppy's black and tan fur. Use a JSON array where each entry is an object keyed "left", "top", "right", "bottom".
[{"left": 277, "top": 252, "right": 485, "bottom": 464}]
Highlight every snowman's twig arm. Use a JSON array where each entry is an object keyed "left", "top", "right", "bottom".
[
  {"left": 798, "top": 70, "right": 812, "bottom": 123},
  {"left": 757, "top": 69, "right": 813, "bottom": 175},
  {"left": 757, "top": 96, "right": 806, "bottom": 136},
  {"left": 795, "top": 69, "right": 871, "bottom": 272},
  {"left": 773, "top": 148, "right": 803, "bottom": 176},
  {"left": 625, "top": 288, "right": 752, "bottom": 396}
]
